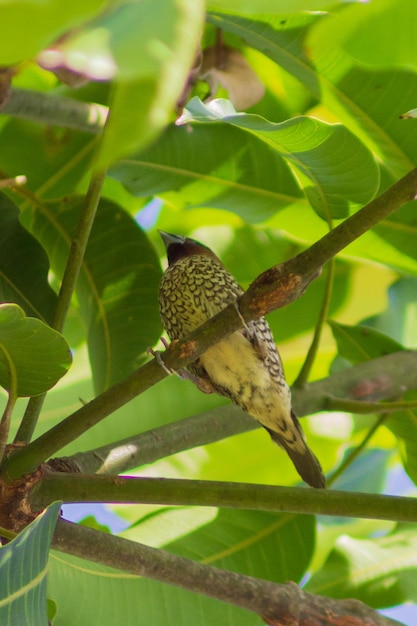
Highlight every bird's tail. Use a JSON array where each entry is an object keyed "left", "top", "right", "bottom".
[{"left": 265, "top": 411, "right": 326, "bottom": 489}]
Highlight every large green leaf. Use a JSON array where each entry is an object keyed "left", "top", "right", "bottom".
[
  {"left": 306, "top": 524, "right": 417, "bottom": 608},
  {"left": 364, "top": 277, "right": 417, "bottom": 347},
  {"left": 111, "top": 97, "right": 379, "bottom": 221},
  {"left": 48, "top": 550, "right": 263, "bottom": 626},
  {"left": 48, "top": 510, "right": 314, "bottom": 626},
  {"left": 207, "top": 11, "right": 321, "bottom": 97},
  {"left": 92, "top": 0, "right": 205, "bottom": 166},
  {"left": 328, "top": 320, "right": 404, "bottom": 365},
  {"left": 0, "top": 118, "right": 96, "bottom": 198},
  {"left": 0, "top": 0, "right": 107, "bottom": 64},
  {"left": 308, "top": 0, "right": 417, "bottom": 71},
  {"left": 110, "top": 120, "right": 304, "bottom": 223},
  {"left": 387, "top": 404, "right": 417, "bottom": 487},
  {"left": 126, "top": 508, "right": 315, "bottom": 584},
  {"left": 0, "top": 193, "right": 57, "bottom": 323},
  {"left": 206, "top": 0, "right": 356, "bottom": 12},
  {"left": 312, "top": 50, "right": 417, "bottom": 180},
  {"left": 20, "top": 197, "right": 162, "bottom": 393},
  {"left": 374, "top": 201, "right": 417, "bottom": 268},
  {"left": 0, "top": 502, "right": 61, "bottom": 626},
  {"left": 181, "top": 98, "right": 380, "bottom": 219},
  {"left": 0, "top": 304, "right": 71, "bottom": 397}
]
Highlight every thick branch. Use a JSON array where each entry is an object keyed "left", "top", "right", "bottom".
[
  {"left": 3, "top": 168, "right": 417, "bottom": 479},
  {"left": 33, "top": 472, "right": 417, "bottom": 524},
  {"left": 52, "top": 519, "right": 399, "bottom": 626}
]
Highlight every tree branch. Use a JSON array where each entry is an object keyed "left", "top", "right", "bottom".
[
  {"left": 32, "top": 472, "right": 417, "bottom": 524},
  {"left": 52, "top": 519, "right": 400, "bottom": 626},
  {"left": 53, "top": 350, "right": 417, "bottom": 477},
  {"left": 3, "top": 166, "right": 417, "bottom": 479}
]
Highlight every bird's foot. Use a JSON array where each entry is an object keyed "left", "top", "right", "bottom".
[
  {"left": 148, "top": 340, "right": 213, "bottom": 392},
  {"left": 232, "top": 299, "right": 251, "bottom": 333},
  {"left": 176, "top": 369, "right": 216, "bottom": 394},
  {"left": 148, "top": 338, "right": 182, "bottom": 378}
]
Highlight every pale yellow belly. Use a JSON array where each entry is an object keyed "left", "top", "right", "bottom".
[{"left": 200, "top": 331, "right": 292, "bottom": 430}]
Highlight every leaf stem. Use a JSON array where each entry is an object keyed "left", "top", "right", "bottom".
[
  {"left": 0, "top": 392, "right": 17, "bottom": 465},
  {"left": 0, "top": 341, "right": 18, "bottom": 463},
  {"left": 325, "top": 396, "right": 417, "bottom": 414},
  {"left": 327, "top": 413, "right": 390, "bottom": 487},
  {"left": 293, "top": 259, "right": 335, "bottom": 388}
]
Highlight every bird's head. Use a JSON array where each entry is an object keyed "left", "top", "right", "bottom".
[{"left": 159, "top": 231, "right": 216, "bottom": 266}]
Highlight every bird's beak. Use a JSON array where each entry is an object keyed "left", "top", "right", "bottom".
[{"left": 158, "top": 230, "right": 186, "bottom": 249}]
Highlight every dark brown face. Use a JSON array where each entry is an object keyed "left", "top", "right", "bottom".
[{"left": 159, "top": 231, "right": 214, "bottom": 266}]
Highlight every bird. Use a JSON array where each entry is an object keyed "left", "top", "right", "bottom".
[{"left": 158, "top": 231, "right": 325, "bottom": 489}]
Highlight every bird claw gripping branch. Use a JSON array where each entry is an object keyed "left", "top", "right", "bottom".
[{"left": 158, "top": 231, "right": 325, "bottom": 489}]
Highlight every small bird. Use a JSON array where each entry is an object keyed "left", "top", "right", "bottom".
[{"left": 158, "top": 231, "right": 325, "bottom": 488}]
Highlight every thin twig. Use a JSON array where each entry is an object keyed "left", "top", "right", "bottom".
[
  {"left": 325, "top": 396, "right": 417, "bottom": 414},
  {"left": 293, "top": 258, "right": 335, "bottom": 388},
  {"left": 327, "top": 413, "right": 390, "bottom": 487},
  {"left": 0, "top": 392, "right": 17, "bottom": 465},
  {"left": 0, "top": 342, "right": 18, "bottom": 463}
]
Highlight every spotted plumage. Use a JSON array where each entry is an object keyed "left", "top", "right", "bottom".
[{"left": 158, "top": 231, "right": 325, "bottom": 488}]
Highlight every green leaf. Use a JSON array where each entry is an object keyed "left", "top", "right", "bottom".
[
  {"left": 386, "top": 404, "right": 417, "bottom": 487},
  {"left": 374, "top": 202, "right": 417, "bottom": 270},
  {"left": 129, "top": 508, "right": 316, "bottom": 584},
  {"left": 306, "top": 524, "right": 417, "bottom": 608},
  {"left": 21, "top": 197, "right": 162, "bottom": 393},
  {"left": 0, "top": 118, "right": 96, "bottom": 198},
  {"left": 0, "top": 502, "right": 61, "bottom": 626},
  {"left": 308, "top": 0, "right": 417, "bottom": 71},
  {"left": 93, "top": 0, "right": 205, "bottom": 166},
  {"left": 0, "top": 0, "right": 107, "bottom": 64},
  {"left": 179, "top": 98, "right": 379, "bottom": 219},
  {"left": 364, "top": 277, "right": 417, "bottom": 347},
  {"left": 48, "top": 510, "right": 314, "bottom": 626},
  {"left": 207, "top": 10, "right": 321, "bottom": 98},
  {"left": 0, "top": 304, "right": 71, "bottom": 397},
  {"left": 110, "top": 122, "right": 304, "bottom": 223},
  {"left": 111, "top": 98, "right": 379, "bottom": 221},
  {"left": 0, "top": 193, "right": 57, "bottom": 323},
  {"left": 313, "top": 51, "right": 417, "bottom": 180},
  {"left": 206, "top": 0, "right": 354, "bottom": 12},
  {"left": 48, "top": 550, "right": 263, "bottom": 626},
  {"left": 328, "top": 320, "right": 404, "bottom": 365}
]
